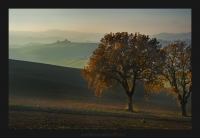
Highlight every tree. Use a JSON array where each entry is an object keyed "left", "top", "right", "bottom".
[
  {"left": 159, "top": 40, "right": 191, "bottom": 116},
  {"left": 81, "top": 32, "right": 165, "bottom": 111}
]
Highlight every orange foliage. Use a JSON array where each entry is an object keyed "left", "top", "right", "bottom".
[
  {"left": 161, "top": 40, "right": 191, "bottom": 106},
  {"left": 81, "top": 32, "right": 165, "bottom": 97}
]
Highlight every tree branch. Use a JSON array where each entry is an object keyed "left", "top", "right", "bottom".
[{"left": 185, "top": 85, "right": 192, "bottom": 102}]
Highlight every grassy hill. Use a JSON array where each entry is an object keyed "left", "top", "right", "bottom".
[
  {"left": 9, "top": 59, "right": 191, "bottom": 109},
  {"left": 9, "top": 59, "right": 191, "bottom": 130},
  {"left": 9, "top": 41, "right": 99, "bottom": 68},
  {"left": 9, "top": 38, "right": 191, "bottom": 69},
  {"left": 48, "top": 59, "right": 89, "bottom": 68}
]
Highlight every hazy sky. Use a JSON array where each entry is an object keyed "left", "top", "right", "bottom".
[{"left": 9, "top": 9, "right": 191, "bottom": 35}]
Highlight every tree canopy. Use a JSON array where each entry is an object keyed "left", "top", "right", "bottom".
[
  {"left": 159, "top": 40, "right": 191, "bottom": 116},
  {"left": 81, "top": 32, "right": 165, "bottom": 111},
  {"left": 135, "top": 40, "right": 192, "bottom": 116}
]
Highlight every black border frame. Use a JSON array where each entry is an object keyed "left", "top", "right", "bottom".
[{"left": 2, "top": 1, "right": 199, "bottom": 137}]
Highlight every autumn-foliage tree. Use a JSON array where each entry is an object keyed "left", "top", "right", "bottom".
[
  {"left": 160, "top": 40, "right": 191, "bottom": 116},
  {"left": 128, "top": 39, "right": 192, "bottom": 116},
  {"left": 81, "top": 32, "right": 165, "bottom": 111}
]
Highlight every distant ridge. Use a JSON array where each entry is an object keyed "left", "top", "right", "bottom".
[
  {"left": 150, "top": 32, "right": 191, "bottom": 41},
  {"left": 9, "top": 30, "right": 104, "bottom": 45},
  {"left": 9, "top": 30, "right": 191, "bottom": 46}
]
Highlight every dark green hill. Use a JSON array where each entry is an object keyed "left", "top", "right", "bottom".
[
  {"left": 9, "top": 59, "right": 191, "bottom": 111},
  {"left": 9, "top": 59, "right": 127, "bottom": 104},
  {"left": 9, "top": 59, "right": 91, "bottom": 100}
]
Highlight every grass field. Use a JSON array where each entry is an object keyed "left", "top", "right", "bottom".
[
  {"left": 48, "top": 59, "right": 88, "bottom": 69},
  {"left": 9, "top": 59, "right": 192, "bottom": 130},
  {"left": 9, "top": 100, "right": 191, "bottom": 130},
  {"left": 9, "top": 42, "right": 98, "bottom": 68}
]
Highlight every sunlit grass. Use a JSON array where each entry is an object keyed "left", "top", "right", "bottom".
[
  {"left": 48, "top": 59, "right": 88, "bottom": 69},
  {"left": 133, "top": 105, "right": 139, "bottom": 113}
]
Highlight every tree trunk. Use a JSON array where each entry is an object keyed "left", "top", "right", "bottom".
[
  {"left": 181, "top": 104, "right": 187, "bottom": 116},
  {"left": 126, "top": 94, "right": 133, "bottom": 112},
  {"left": 177, "top": 94, "right": 187, "bottom": 116},
  {"left": 125, "top": 76, "right": 136, "bottom": 112}
]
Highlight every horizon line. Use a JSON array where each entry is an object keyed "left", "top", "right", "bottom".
[{"left": 9, "top": 29, "right": 191, "bottom": 36}]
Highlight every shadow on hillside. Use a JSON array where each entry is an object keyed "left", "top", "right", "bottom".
[{"left": 9, "top": 104, "right": 190, "bottom": 123}]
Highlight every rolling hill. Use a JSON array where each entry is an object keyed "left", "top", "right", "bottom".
[
  {"left": 9, "top": 59, "right": 191, "bottom": 111},
  {"left": 9, "top": 59, "right": 191, "bottom": 130},
  {"left": 9, "top": 34, "right": 191, "bottom": 69},
  {"left": 9, "top": 41, "right": 99, "bottom": 69},
  {"left": 9, "top": 30, "right": 191, "bottom": 46},
  {"left": 9, "top": 30, "right": 104, "bottom": 46}
]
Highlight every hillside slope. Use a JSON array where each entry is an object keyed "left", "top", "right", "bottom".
[
  {"left": 9, "top": 38, "right": 191, "bottom": 69},
  {"left": 9, "top": 59, "right": 191, "bottom": 111},
  {"left": 9, "top": 42, "right": 99, "bottom": 68}
]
